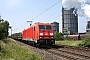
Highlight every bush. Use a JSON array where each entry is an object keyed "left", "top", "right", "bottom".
[
  {"left": 54, "top": 32, "right": 64, "bottom": 41},
  {"left": 78, "top": 37, "right": 90, "bottom": 47}
]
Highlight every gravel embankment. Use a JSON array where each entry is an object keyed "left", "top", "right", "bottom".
[
  {"left": 15, "top": 40, "right": 69, "bottom": 60},
  {"left": 15, "top": 40, "right": 90, "bottom": 60}
]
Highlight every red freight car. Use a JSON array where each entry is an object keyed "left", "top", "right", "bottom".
[
  {"left": 67, "top": 35, "right": 80, "bottom": 40},
  {"left": 80, "top": 34, "right": 90, "bottom": 39},
  {"left": 67, "top": 34, "right": 90, "bottom": 40},
  {"left": 22, "top": 22, "right": 55, "bottom": 46}
]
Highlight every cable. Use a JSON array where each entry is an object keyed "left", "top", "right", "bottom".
[
  {"left": 32, "top": 0, "right": 61, "bottom": 20},
  {"left": 16, "top": 0, "right": 51, "bottom": 31},
  {"left": 45, "top": 15, "right": 61, "bottom": 22},
  {"left": 13, "top": 0, "right": 61, "bottom": 33},
  {"left": 13, "top": 22, "right": 27, "bottom": 32},
  {"left": 31, "top": 0, "right": 51, "bottom": 19}
]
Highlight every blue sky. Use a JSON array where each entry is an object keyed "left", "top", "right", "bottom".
[{"left": 0, "top": 0, "right": 88, "bottom": 35}]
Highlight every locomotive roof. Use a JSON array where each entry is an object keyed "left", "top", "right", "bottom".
[
  {"left": 23, "top": 22, "right": 52, "bottom": 31},
  {"left": 34, "top": 22, "right": 52, "bottom": 25}
]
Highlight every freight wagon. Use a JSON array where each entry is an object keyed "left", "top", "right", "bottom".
[
  {"left": 11, "top": 32, "right": 22, "bottom": 40},
  {"left": 22, "top": 22, "right": 55, "bottom": 46},
  {"left": 67, "top": 34, "right": 90, "bottom": 40}
]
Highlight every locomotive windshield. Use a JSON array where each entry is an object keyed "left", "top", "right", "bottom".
[
  {"left": 39, "top": 25, "right": 52, "bottom": 30},
  {"left": 39, "top": 25, "right": 45, "bottom": 30},
  {"left": 46, "top": 26, "right": 52, "bottom": 30}
]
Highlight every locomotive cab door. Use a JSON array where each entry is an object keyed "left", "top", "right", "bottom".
[
  {"left": 33, "top": 26, "right": 35, "bottom": 40},
  {"left": 33, "top": 26, "right": 37, "bottom": 43}
]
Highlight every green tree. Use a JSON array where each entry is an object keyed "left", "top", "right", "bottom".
[
  {"left": 0, "top": 19, "right": 4, "bottom": 22},
  {"left": 0, "top": 20, "right": 9, "bottom": 40},
  {"left": 54, "top": 32, "right": 64, "bottom": 41},
  {"left": 5, "top": 21, "right": 9, "bottom": 37}
]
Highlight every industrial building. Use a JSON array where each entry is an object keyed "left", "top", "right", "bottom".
[
  {"left": 62, "top": 7, "right": 78, "bottom": 35},
  {"left": 51, "top": 21, "right": 59, "bottom": 33},
  {"left": 86, "top": 21, "right": 90, "bottom": 34}
]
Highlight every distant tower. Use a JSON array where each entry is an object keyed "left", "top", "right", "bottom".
[
  {"left": 51, "top": 21, "right": 59, "bottom": 33},
  {"left": 62, "top": 6, "right": 78, "bottom": 35}
]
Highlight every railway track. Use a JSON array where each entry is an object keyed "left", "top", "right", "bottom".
[
  {"left": 39, "top": 45, "right": 90, "bottom": 60},
  {"left": 15, "top": 39, "right": 90, "bottom": 60},
  {"left": 43, "top": 48, "right": 90, "bottom": 60}
]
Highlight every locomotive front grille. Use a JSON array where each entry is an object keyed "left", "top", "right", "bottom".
[{"left": 37, "top": 39, "right": 55, "bottom": 45}]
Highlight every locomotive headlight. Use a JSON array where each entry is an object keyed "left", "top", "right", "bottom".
[
  {"left": 40, "top": 33, "right": 43, "bottom": 35},
  {"left": 40, "top": 37, "right": 43, "bottom": 38},
  {"left": 50, "top": 33, "right": 53, "bottom": 35}
]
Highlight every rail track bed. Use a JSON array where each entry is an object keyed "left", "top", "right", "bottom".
[{"left": 15, "top": 39, "right": 90, "bottom": 60}]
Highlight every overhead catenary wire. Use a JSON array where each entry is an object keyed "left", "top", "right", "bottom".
[
  {"left": 12, "top": 22, "right": 28, "bottom": 33},
  {"left": 32, "top": 0, "right": 61, "bottom": 20},
  {"left": 13, "top": 0, "right": 61, "bottom": 33},
  {"left": 31, "top": 0, "right": 51, "bottom": 19},
  {"left": 16, "top": 0, "right": 51, "bottom": 31},
  {"left": 44, "top": 15, "right": 61, "bottom": 22}
]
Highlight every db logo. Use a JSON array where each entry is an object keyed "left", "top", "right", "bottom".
[{"left": 45, "top": 33, "right": 48, "bottom": 35}]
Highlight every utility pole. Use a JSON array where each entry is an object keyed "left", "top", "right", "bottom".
[
  {"left": 9, "top": 26, "right": 12, "bottom": 36},
  {"left": 27, "top": 21, "right": 32, "bottom": 27}
]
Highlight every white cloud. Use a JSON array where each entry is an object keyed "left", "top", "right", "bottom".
[
  {"left": 83, "top": 5, "right": 90, "bottom": 20},
  {"left": 62, "top": 0, "right": 90, "bottom": 20},
  {"left": 6, "top": 0, "right": 22, "bottom": 8}
]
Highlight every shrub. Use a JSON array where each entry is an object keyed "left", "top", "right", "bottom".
[
  {"left": 78, "top": 37, "right": 90, "bottom": 47},
  {"left": 54, "top": 32, "right": 64, "bottom": 41}
]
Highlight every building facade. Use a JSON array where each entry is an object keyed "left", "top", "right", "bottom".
[
  {"left": 86, "top": 21, "right": 90, "bottom": 34},
  {"left": 51, "top": 21, "right": 59, "bottom": 33},
  {"left": 62, "top": 7, "right": 78, "bottom": 35}
]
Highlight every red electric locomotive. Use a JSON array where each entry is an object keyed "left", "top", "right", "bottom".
[{"left": 22, "top": 22, "right": 55, "bottom": 46}]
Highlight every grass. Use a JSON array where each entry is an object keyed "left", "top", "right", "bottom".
[
  {"left": 55, "top": 40, "right": 82, "bottom": 47},
  {"left": 0, "top": 38, "right": 43, "bottom": 60}
]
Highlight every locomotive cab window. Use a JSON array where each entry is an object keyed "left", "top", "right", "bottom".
[
  {"left": 39, "top": 25, "right": 45, "bottom": 30},
  {"left": 34, "top": 27, "right": 35, "bottom": 31},
  {"left": 46, "top": 26, "right": 52, "bottom": 30}
]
